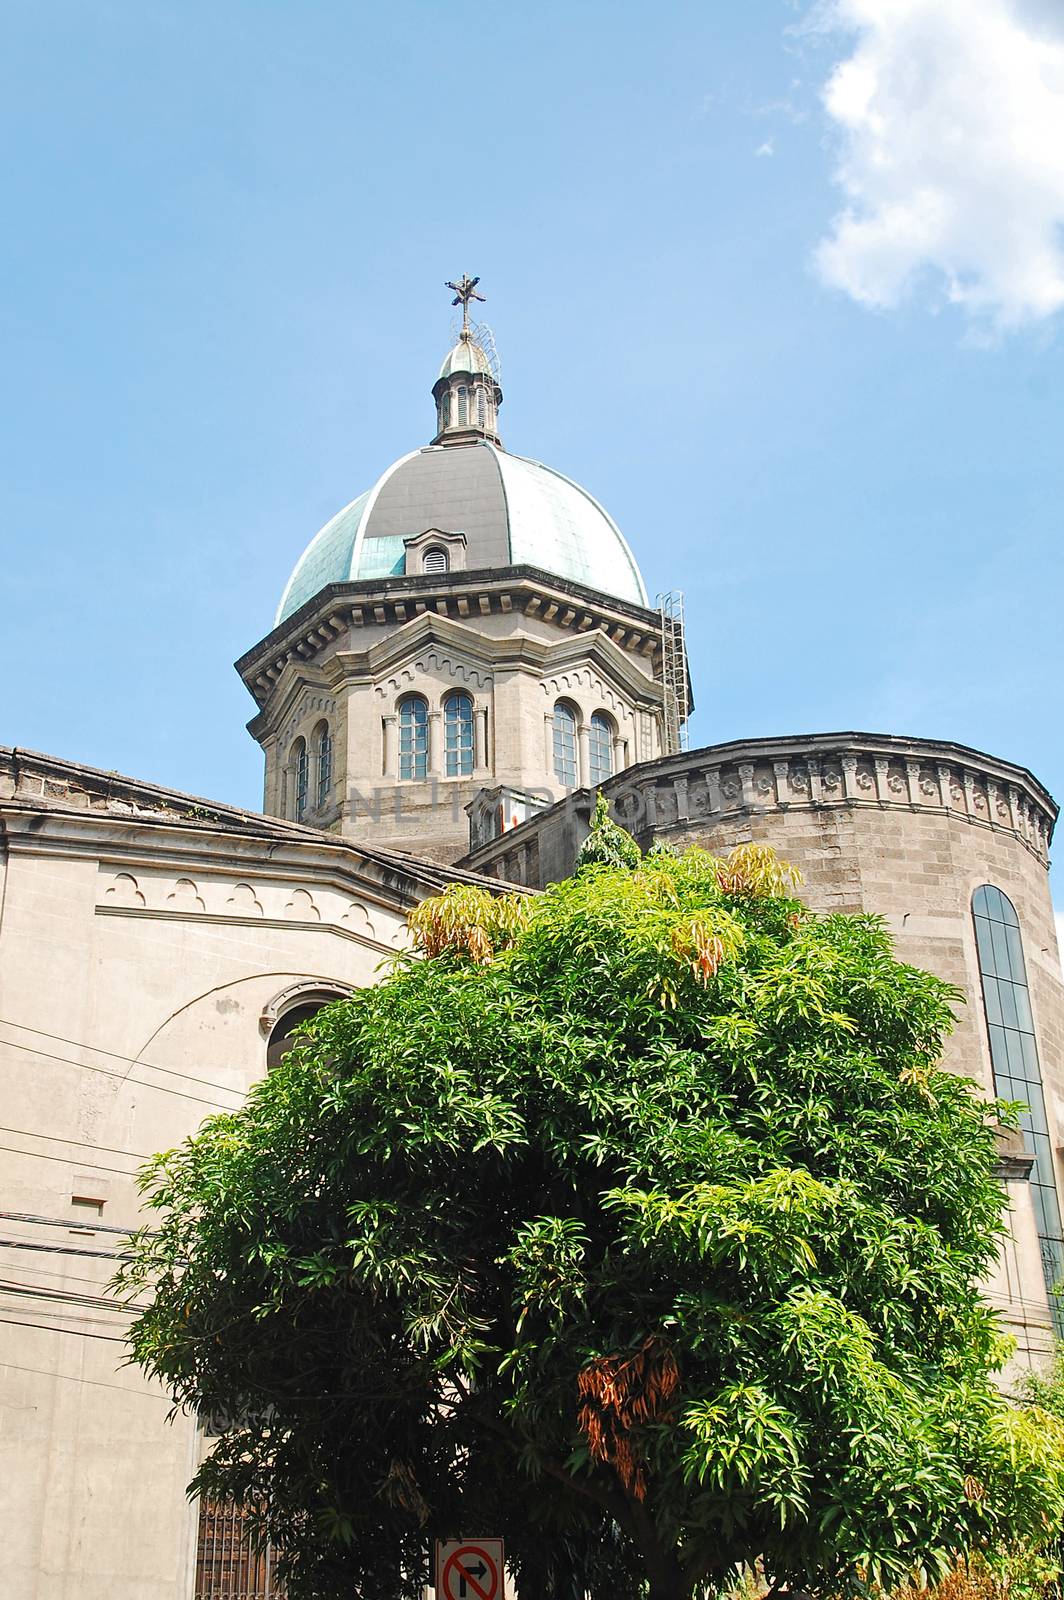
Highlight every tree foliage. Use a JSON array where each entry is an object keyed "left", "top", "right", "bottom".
[{"left": 119, "top": 843, "right": 1064, "bottom": 1600}]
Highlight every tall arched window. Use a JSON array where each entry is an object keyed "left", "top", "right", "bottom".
[
  {"left": 444, "top": 691, "right": 474, "bottom": 777},
  {"left": 423, "top": 546, "right": 449, "bottom": 575},
  {"left": 589, "top": 712, "right": 614, "bottom": 788},
  {"left": 292, "top": 738, "right": 308, "bottom": 820},
  {"left": 973, "top": 884, "right": 1064, "bottom": 1328},
  {"left": 316, "top": 722, "right": 332, "bottom": 810},
  {"left": 552, "top": 701, "right": 578, "bottom": 787},
  {"left": 398, "top": 696, "right": 428, "bottom": 781}
]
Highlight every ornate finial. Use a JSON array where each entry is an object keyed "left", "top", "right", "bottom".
[{"left": 445, "top": 273, "right": 486, "bottom": 335}]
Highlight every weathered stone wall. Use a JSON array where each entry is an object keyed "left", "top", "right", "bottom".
[{"left": 0, "top": 749, "right": 480, "bottom": 1600}]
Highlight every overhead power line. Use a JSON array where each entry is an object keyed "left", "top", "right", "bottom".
[
  {"left": 0, "top": 1315, "right": 127, "bottom": 1344},
  {"left": 0, "top": 1236, "right": 131, "bottom": 1262},
  {"left": 0, "top": 1358, "right": 172, "bottom": 1400},
  {"left": 0, "top": 1017, "right": 248, "bottom": 1097},
  {"left": 0, "top": 1034, "right": 236, "bottom": 1111},
  {"left": 0, "top": 1125, "right": 154, "bottom": 1162},
  {"left": 0, "top": 1142, "right": 143, "bottom": 1178},
  {"left": 0, "top": 1209, "right": 151, "bottom": 1237}
]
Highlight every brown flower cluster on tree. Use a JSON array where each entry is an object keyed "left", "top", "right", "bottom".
[{"left": 577, "top": 1336, "right": 680, "bottom": 1500}]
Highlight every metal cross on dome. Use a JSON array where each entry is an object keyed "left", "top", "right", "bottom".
[{"left": 446, "top": 273, "right": 486, "bottom": 334}]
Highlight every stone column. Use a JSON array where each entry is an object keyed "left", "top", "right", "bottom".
[
  {"left": 841, "top": 753, "right": 859, "bottom": 801},
  {"left": 476, "top": 706, "right": 489, "bottom": 775},
  {"left": 381, "top": 715, "right": 396, "bottom": 778},
  {"left": 772, "top": 760, "right": 790, "bottom": 807},
  {"left": 428, "top": 712, "right": 442, "bottom": 776},
  {"left": 873, "top": 756, "right": 890, "bottom": 805},
  {"left": 543, "top": 713, "right": 554, "bottom": 778},
  {"left": 905, "top": 759, "right": 921, "bottom": 808},
  {"left": 704, "top": 766, "right": 722, "bottom": 816},
  {"left": 578, "top": 723, "right": 591, "bottom": 789},
  {"left": 738, "top": 762, "right": 756, "bottom": 810}
]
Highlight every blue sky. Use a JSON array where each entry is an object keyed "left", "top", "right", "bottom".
[{"left": 2, "top": 1, "right": 1063, "bottom": 880}]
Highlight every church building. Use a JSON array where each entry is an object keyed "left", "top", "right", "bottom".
[{"left": 2, "top": 278, "right": 1063, "bottom": 1600}]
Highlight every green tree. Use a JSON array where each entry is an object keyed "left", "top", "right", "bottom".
[{"left": 119, "top": 844, "right": 1064, "bottom": 1600}]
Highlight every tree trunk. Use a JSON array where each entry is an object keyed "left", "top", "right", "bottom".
[{"left": 647, "top": 1572, "right": 690, "bottom": 1600}]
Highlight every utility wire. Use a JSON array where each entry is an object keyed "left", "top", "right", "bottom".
[
  {"left": 0, "top": 1018, "right": 248, "bottom": 1097},
  {"left": 0, "top": 1259, "right": 121, "bottom": 1290},
  {"left": 0, "top": 1142, "right": 143, "bottom": 1178},
  {"left": 0, "top": 1359, "right": 172, "bottom": 1401},
  {"left": 0, "top": 1236, "right": 131, "bottom": 1262},
  {"left": 0, "top": 1035, "right": 235, "bottom": 1111},
  {"left": 0, "top": 1125, "right": 153, "bottom": 1162},
  {"left": 0, "top": 1209, "right": 150, "bottom": 1237},
  {"left": 0, "top": 1314, "right": 127, "bottom": 1344},
  {"left": 0, "top": 1281, "right": 144, "bottom": 1314}
]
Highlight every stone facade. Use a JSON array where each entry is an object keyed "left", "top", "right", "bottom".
[
  {"left": 236, "top": 566, "right": 670, "bottom": 862},
  {"left": 0, "top": 748, "right": 499, "bottom": 1600},
  {"left": 460, "top": 731, "right": 1064, "bottom": 1374}
]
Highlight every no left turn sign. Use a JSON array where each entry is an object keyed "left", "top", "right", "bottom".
[{"left": 435, "top": 1538, "right": 504, "bottom": 1600}]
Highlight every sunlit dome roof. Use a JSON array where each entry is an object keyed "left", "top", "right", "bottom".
[
  {"left": 275, "top": 440, "right": 649, "bottom": 624},
  {"left": 437, "top": 331, "right": 493, "bottom": 380}
]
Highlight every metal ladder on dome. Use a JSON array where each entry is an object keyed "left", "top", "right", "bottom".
[{"left": 656, "top": 589, "right": 690, "bottom": 756}]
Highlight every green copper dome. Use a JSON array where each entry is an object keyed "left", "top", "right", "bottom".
[
  {"left": 276, "top": 441, "right": 649, "bottom": 624},
  {"left": 275, "top": 291, "right": 649, "bottom": 625}
]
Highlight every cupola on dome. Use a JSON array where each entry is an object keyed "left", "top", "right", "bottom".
[{"left": 274, "top": 276, "right": 649, "bottom": 624}]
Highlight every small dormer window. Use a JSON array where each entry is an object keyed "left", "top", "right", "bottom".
[{"left": 423, "top": 546, "right": 449, "bottom": 575}]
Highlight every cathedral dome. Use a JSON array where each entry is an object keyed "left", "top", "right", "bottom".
[
  {"left": 275, "top": 277, "right": 649, "bottom": 625},
  {"left": 275, "top": 440, "right": 649, "bottom": 624}
]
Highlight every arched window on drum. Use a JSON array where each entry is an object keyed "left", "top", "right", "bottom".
[
  {"left": 589, "top": 711, "right": 614, "bottom": 788},
  {"left": 552, "top": 701, "right": 578, "bottom": 788},
  {"left": 444, "top": 691, "right": 474, "bottom": 778},
  {"left": 398, "top": 695, "right": 429, "bottom": 781},
  {"left": 314, "top": 721, "right": 333, "bottom": 811},
  {"left": 290, "top": 738, "right": 308, "bottom": 821},
  {"left": 972, "top": 883, "right": 1064, "bottom": 1330}
]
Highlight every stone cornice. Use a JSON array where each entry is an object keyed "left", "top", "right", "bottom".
[
  {"left": 0, "top": 747, "right": 518, "bottom": 904},
  {"left": 248, "top": 609, "right": 665, "bottom": 739},
  {"left": 459, "top": 731, "right": 1058, "bottom": 872},
  {"left": 235, "top": 565, "right": 669, "bottom": 709}
]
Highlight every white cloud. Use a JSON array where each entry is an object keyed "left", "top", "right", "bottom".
[
  {"left": 810, "top": 0, "right": 1064, "bottom": 328},
  {"left": 756, "top": 139, "right": 776, "bottom": 158}
]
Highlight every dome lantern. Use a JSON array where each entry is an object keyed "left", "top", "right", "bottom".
[{"left": 431, "top": 274, "right": 503, "bottom": 447}]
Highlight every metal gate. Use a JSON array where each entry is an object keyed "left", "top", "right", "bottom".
[{"left": 195, "top": 1499, "right": 285, "bottom": 1599}]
